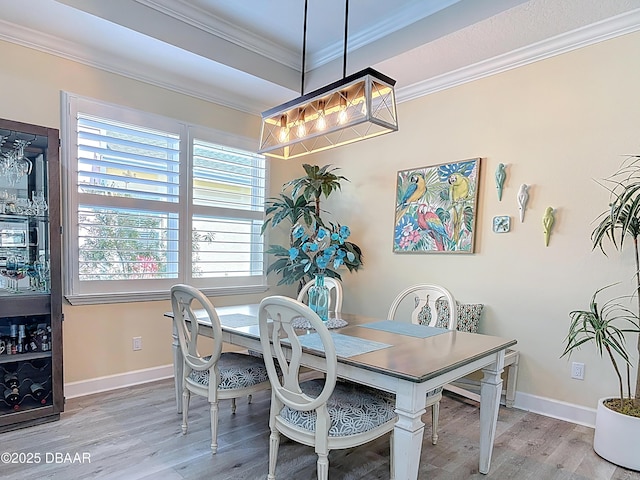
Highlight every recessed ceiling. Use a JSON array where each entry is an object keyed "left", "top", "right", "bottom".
[{"left": 0, "top": 0, "right": 639, "bottom": 114}]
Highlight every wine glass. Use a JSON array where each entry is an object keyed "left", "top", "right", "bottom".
[
  {"left": 27, "top": 263, "right": 39, "bottom": 291},
  {"left": 32, "top": 191, "right": 47, "bottom": 216},
  {"left": 3, "top": 255, "right": 19, "bottom": 293},
  {"left": 35, "top": 256, "right": 50, "bottom": 293}
]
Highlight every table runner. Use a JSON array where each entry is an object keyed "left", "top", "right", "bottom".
[
  {"left": 219, "top": 313, "right": 259, "bottom": 328},
  {"left": 361, "top": 320, "right": 448, "bottom": 338},
  {"left": 297, "top": 332, "right": 391, "bottom": 358}
]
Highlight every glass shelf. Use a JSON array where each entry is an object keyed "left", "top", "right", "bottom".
[{"left": 0, "top": 351, "right": 51, "bottom": 365}]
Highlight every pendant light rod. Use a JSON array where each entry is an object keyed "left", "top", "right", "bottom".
[
  {"left": 343, "top": 0, "right": 349, "bottom": 79},
  {"left": 301, "top": 0, "right": 309, "bottom": 95}
]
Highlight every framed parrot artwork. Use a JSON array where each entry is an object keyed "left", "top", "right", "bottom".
[{"left": 393, "top": 158, "right": 481, "bottom": 253}]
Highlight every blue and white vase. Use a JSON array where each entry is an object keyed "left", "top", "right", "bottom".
[{"left": 308, "top": 273, "right": 329, "bottom": 322}]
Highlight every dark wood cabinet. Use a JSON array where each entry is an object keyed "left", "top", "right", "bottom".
[{"left": 0, "top": 118, "right": 62, "bottom": 432}]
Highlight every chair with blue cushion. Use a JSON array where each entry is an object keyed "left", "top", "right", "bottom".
[
  {"left": 170, "top": 284, "right": 271, "bottom": 453},
  {"left": 387, "top": 283, "right": 457, "bottom": 445},
  {"left": 258, "top": 295, "right": 397, "bottom": 480}
]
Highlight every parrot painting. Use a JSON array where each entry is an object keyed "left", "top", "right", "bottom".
[
  {"left": 447, "top": 173, "right": 471, "bottom": 243},
  {"left": 417, "top": 204, "right": 449, "bottom": 251},
  {"left": 395, "top": 173, "right": 426, "bottom": 222}
]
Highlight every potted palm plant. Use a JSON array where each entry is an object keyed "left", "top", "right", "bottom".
[
  {"left": 562, "top": 154, "right": 640, "bottom": 470},
  {"left": 262, "top": 164, "right": 363, "bottom": 287}
]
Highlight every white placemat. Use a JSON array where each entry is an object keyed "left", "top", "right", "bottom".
[{"left": 219, "top": 313, "right": 258, "bottom": 328}]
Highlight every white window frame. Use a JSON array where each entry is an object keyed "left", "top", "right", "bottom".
[{"left": 61, "top": 92, "right": 268, "bottom": 305}]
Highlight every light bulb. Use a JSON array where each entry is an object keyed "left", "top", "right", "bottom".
[
  {"left": 360, "top": 100, "right": 367, "bottom": 117},
  {"left": 278, "top": 126, "right": 289, "bottom": 143},
  {"left": 296, "top": 120, "right": 306, "bottom": 137},
  {"left": 316, "top": 101, "right": 327, "bottom": 131},
  {"left": 278, "top": 115, "right": 289, "bottom": 143},
  {"left": 338, "top": 95, "right": 348, "bottom": 125},
  {"left": 296, "top": 109, "right": 306, "bottom": 137},
  {"left": 338, "top": 108, "right": 348, "bottom": 125}
]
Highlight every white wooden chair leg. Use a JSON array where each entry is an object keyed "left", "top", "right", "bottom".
[
  {"left": 268, "top": 431, "right": 280, "bottom": 480},
  {"left": 431, "top": 402, "right": 439, "bottom": 445},
  {"left": 210, "top": 401, "right": 219, "bottom": 454},
  {"left": 317, "top": 453, "right": 329, "bottom": 480},
  {"left": 181, "top": 389, "right": 190, "bottom": 434},
  {"left": 389, "top": 432, "right": 395, "bottom": 480}
]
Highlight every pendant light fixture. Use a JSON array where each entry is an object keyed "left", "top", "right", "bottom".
[{"left": 258, "top": 0, "right": 398, "bottom": 160}]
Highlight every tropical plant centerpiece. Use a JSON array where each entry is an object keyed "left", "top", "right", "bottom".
[
  {"left": 562, "top": 154, "right": 640, "bottom": 471},
  {"left": 262, "top": 164, "right": 363, "bottom": 287},
  {"left": 289, "top": 222, "right": 356, "bottom": 275}
]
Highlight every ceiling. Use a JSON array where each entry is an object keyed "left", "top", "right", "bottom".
[{"left": 1, "top": 0, "right": 639, "bottom": 115}]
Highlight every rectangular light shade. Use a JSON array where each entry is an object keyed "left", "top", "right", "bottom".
[{"left": 258, "top": 67, "right": 397, "bottom": 159}]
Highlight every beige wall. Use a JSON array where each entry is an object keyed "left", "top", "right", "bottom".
[
  {"left": 285, "top": 31, "right": 640, "bottom": 409},
  {"left": 1, "top": 29, "right": 639, "bottom": 411}
]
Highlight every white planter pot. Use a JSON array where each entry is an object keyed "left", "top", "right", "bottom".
[{"left": 593, "top": 397, "right": 640, "bottom": 471}]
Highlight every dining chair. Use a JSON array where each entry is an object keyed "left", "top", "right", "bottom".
[
  {"left": 387, "top": 283, "right": 457, "bottom": 445},
  {"left": 297, "top": 276, "right": 343, "bottom": 314},
  {"left": 170, "top": 284, "right": 271, "bottom": 454},
  {"left": 258, "top": 295, "right": 397, "bottom": 480}
]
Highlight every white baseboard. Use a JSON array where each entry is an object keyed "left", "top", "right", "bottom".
[
  {"left": 64, "top": 364, "right": 174, "bottom": 399},
  {"left": 444, "top": 379, "right": 596, "bottom": 429},
  {"left": 511, "top": 391, "right": 596, "bottom": 428}
]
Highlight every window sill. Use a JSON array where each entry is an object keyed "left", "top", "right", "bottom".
[{"left": 64, "top": 284, "right": 269, "bottom": 306}]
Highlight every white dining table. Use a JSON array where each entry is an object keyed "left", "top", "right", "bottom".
[{"left": 165, "top": 304, "right": 516, "bottom": 480}]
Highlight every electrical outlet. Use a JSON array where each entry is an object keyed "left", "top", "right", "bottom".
[
  {"left": 132, "top": 336, "right": 142, "bottom": 351},
  {"left": 571, "top": 362, "right": 584, "bottom": 380}
]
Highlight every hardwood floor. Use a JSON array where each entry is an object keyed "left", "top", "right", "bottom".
[{"left": 1, "top": 379, "right": 638, "bottom": 480}]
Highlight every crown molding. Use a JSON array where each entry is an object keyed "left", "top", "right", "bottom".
[
  {"left": 135, "top": 0, "right": 300, "bottom": 70},
  {"left": 137, "top": 0, "right": 462, "bottom": 70},
  {"left": 0, "top": 19, "right": 263, "bottom": 114},
  {"left": 311, "top": 0, "right": 461, "bottom": 68},
  {"left": 397, "top": 7, "right": 640, "bottom": 104}
]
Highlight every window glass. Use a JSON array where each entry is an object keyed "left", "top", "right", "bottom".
[{"left": 62, "top": 94, "right": 267, "bottom": 304}]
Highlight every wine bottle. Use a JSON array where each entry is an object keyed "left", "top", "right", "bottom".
[
  {"left": 3, "top": 372, "right": 18, "bottom": 390},
  {"left": 9, "top": 323, "right": 18, "bottom": 354},
  {"left": 3, "top": 387, "right": 20, "bottom": 410},
  {"left": 30, "top": 383, "right": 46, "bottom": 404},
  {"left": 17, "top": 324, "right": 25, "bottom": 353}
]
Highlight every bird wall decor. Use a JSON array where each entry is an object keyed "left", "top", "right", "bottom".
[
  {"left": 517, "top": 184, "right": 529, "bottom": 222},
  {"left": 495, "top": 163, "right": 506, "bottom": 201},
  {"left": 543, "top": 206, "right": 555, "bottom": 246}
]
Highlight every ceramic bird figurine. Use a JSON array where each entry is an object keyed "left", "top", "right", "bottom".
[
  {"left": 543, "top": 206, "right": 555, "bottom": 246},
  {"left": 495, "top": 163, "right": 506, "bottom": 201},
  {"left": 517, "top": 184, "right": 529, "bottom": 222}
]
